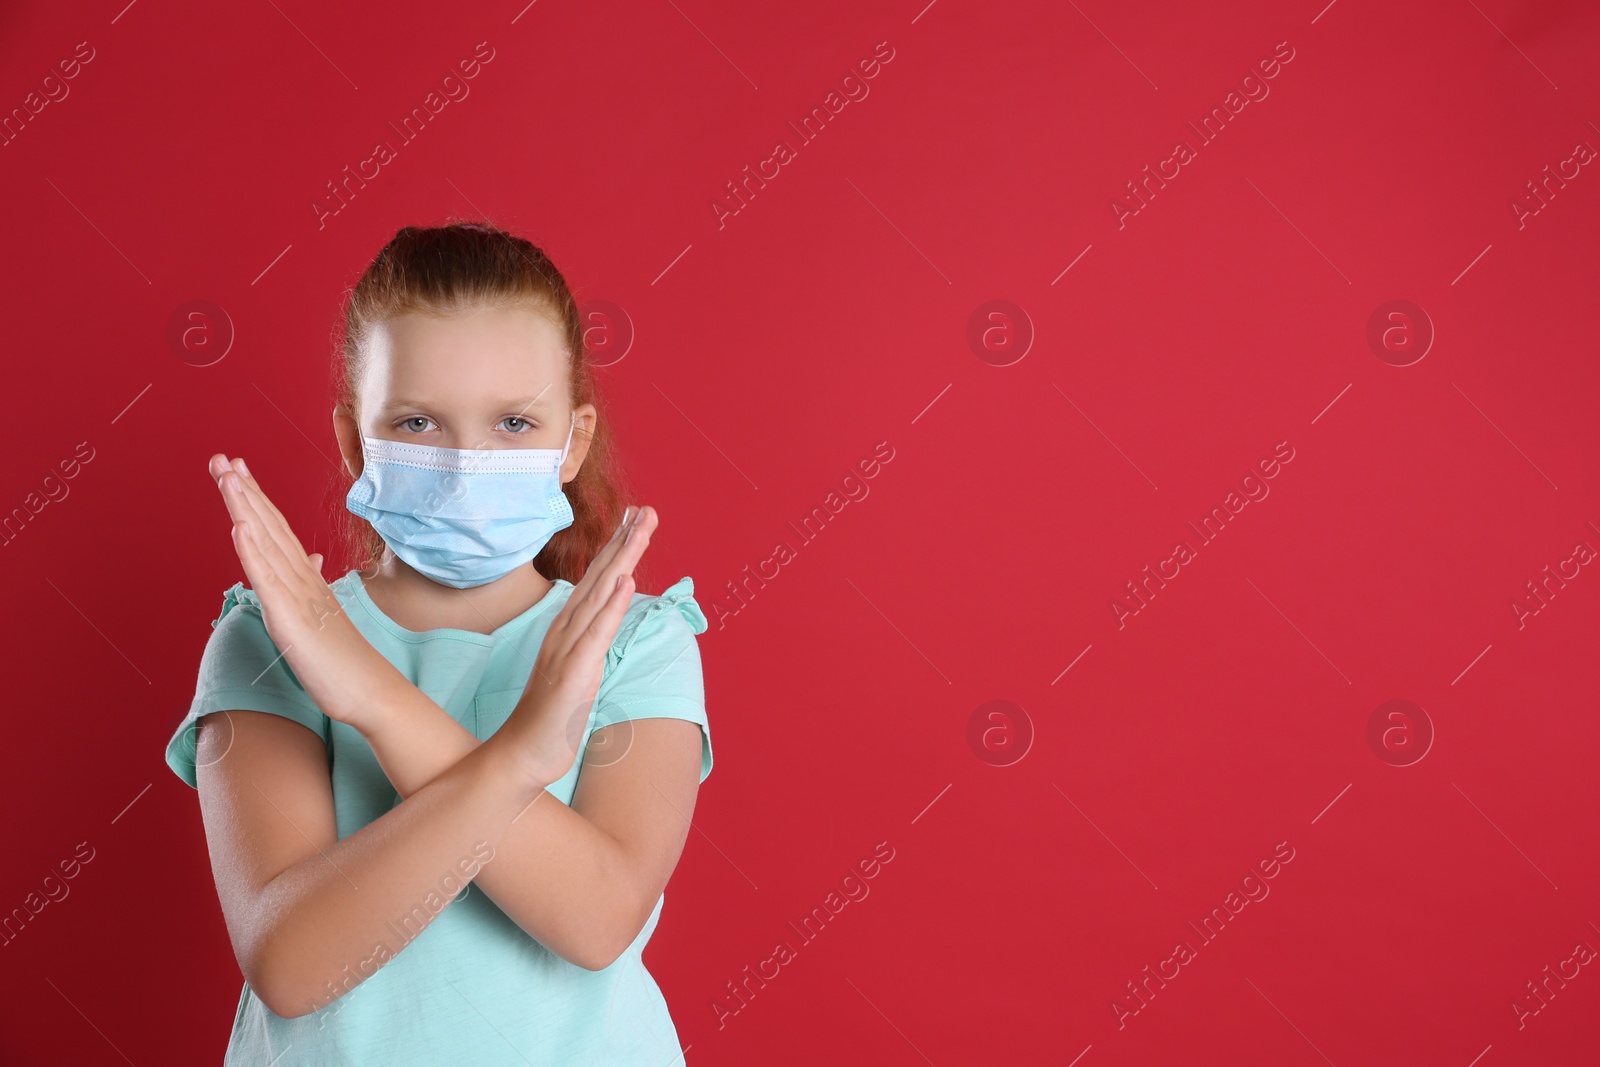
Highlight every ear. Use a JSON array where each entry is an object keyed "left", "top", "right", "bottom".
[
  {"left": 333, "top": 404, "right": 363, "bottom": 479},
  {"left": 562, "top": 403, "right": 598, "bottom": 485}
]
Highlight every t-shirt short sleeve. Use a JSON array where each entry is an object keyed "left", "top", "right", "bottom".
[
  {"left": 593, "top": 576, "right": 713, "bottom": 784},
  {"left": 164, "top": 582, "right": 330, "bottom": 789}
]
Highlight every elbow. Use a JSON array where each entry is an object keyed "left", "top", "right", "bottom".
[
  {"left": 255, "top": 977, "right": 322, "bottom": 1021},
  {"left": 259, "top": 991, "right": 313, "bottom": 1021},
  {"left": 576, "top": 896, "right": 654, "bottom": 972},
  {"left": 244, "top": 949, "right": 321, "bottom": 1020},
  {"left": 575, "top": 935, "right": 624, "bottom": 972},
  {"left": 265, "top": 991, "right": 319, "bottom": 1021},
  {"left": 567, "top": 918, "right": 633, "bottom": 972},
  {"left": 580, "top": 950, "right": 623, "bottom": 973},
  {"left": 247, "top": 972, "right": 306, "bottom": 1020}
]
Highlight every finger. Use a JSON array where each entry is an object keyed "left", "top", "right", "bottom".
[
  {"left": 212, "top": 456, "right": 257, "bottom": 527},
  {"left": 222, "top": 471, "right": 299, "bottom": 593},
  {"left": 213, "top": 458, "right": 278, "bottom": 544},
  {"left": 231, "top": 511, "right": 269, "bottom": 596},
  {"left": 599, "top": 505, "right": 656, "bottom": 598},
  {"left": 584, "top": 506, "right": 655, "bottom": 603},
  {"left": 558, "top": 538, "right": 649, "bottom": 668},
  {"left": 574, "top": 571, "right": 636, "bottom": 661},
  {"left": 561, "top": 506, "right": 655, "bottom": 639},
  {"left": 568, "top": 505, "right": 634, "bottom": 597},
  {"left": 229, "top": 458, "right": 294, "bottom": 536},
  {"left": 551, "top": 504, "right": 638, "bottom": 634},
  {"left": 228, "top": 459, "right": 311, "bottom": 567}
]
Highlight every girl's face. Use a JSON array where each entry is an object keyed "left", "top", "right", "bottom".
[{"left": 336, "top": 303, "right": 594, "bottom": 482}]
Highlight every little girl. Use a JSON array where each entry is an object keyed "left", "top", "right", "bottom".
[{"left": 163, "top": 221, "right": 713, "bottom": 1065}]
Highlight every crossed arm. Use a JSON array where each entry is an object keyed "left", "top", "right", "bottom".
[
  {"left": 196, "top": 678, "right": 703, "bottom": 1020},
  {"left": 361, "top": 677, "right": 704, "bottom": 966}
]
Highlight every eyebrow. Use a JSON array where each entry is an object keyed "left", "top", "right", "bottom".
[{"left": 380, "top": 397, "right": 552, "bottom": 412}]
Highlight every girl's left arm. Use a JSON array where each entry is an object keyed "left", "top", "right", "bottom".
[{"left": 360, "top": 690, "right": 704, "bottom": 971}]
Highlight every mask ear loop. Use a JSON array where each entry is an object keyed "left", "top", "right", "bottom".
[{"left": 558, "top": 410, "right": 577, "bottom": 465}]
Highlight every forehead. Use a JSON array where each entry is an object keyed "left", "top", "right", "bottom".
[{"left": 361, "top": 304, "right": 568, "bottom": 403}]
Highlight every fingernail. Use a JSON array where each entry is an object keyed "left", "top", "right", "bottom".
[{"left": 236, "top": 458, "right": 250, "bottom": 477}]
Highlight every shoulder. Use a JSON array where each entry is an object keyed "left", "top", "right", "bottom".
[
  {"left": 605, "top": 576, "right": 708, "bottom": 668},
  {"left": 592, "top": 576, "right": 714, "bottom": 782},
  {"left": 202, "top": 582, "right": 278, "bottom": 647},
  {"left": 210, "top": 573, "right": 364, "bottom": 630},
  {"left": 168, "top": 580, "right": 329, "bottom": 790},
  {"left": 198, "top": 581, "right": 302, "bottom": 674},
  {"left": 211, "top": 581, "right": 261, "bottom": 627}
]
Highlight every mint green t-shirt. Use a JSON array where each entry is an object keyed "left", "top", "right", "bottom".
[{"left": 164, "top": 568, "right": 713, "bottom": 1067}]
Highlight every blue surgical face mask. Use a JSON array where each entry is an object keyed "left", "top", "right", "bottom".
[{"left": 345, "top": 411, "right": 578, "bottom": 589}]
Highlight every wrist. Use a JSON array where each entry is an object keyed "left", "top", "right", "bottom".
[
  {"left": 338, "top": 665, "right": 412, "bottom": 741},
  {"left": 483, "top": 726, "right": 559, "bottom": 805},
  {"left": 492, "top": 693, "right": 579, "bottom": 793}
]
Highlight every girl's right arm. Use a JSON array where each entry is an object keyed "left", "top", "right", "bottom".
[{"left": 195, "top": 694, "right": 542, "bottom": 1020}]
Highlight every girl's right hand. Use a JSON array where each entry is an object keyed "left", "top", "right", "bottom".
[
  {"left": 211, "top": 453, "right": 405, "bottom": 731},
  {"left": 502, "top": 504, "right": 658, "bottom": 787}
]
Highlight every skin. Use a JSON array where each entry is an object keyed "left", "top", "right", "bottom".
[{"left": 196, "top": 303, "right": 704, "bottom": 1019}]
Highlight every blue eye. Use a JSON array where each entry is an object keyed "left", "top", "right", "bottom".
[
  {"left": 500, "top": 417, "right": 534, "bottom": 432},
  {"left": 403, "top": 417, "right": 434, "bottom": 432}
]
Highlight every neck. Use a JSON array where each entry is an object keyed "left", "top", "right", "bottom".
[{"left": 360, "top": 551, "right": 554, "bottom": 635}]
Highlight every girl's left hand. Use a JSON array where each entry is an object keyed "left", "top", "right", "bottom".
[
  {"left": 209, "top": 454, "right": 400, "bottom": 730},
  {"left": 499, "top": 504, "right": 658, "bottom": 788}
]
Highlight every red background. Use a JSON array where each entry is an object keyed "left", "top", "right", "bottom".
[{"left": 2, "top": 0, "right": 1597, "bottom": 1063}]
